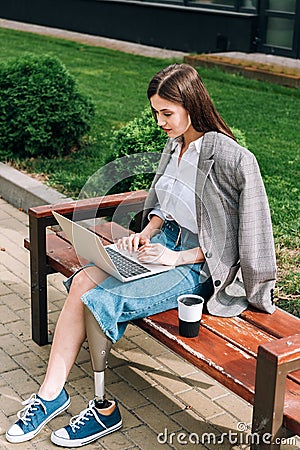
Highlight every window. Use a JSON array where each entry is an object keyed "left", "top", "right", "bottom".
[
  {"left": 268, "top": 0, "right": 296, "bottom": 13},
  {"left": 241, "top": 0, "right": 257, "bottom": 8},
  {"left": 266, "top": 17, "right": 294, "bottom": 48}
]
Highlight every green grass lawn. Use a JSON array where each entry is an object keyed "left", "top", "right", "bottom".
[{"left": 0, "top": 27, "right": 299, "bottom": 315}]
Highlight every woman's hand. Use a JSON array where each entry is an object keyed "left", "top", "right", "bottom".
[
  {"left": 137, "top": 243, "right": 178, "bottom": 266},
  {"left": 117, "top": 232, "right": 151, "bottom": 253}
]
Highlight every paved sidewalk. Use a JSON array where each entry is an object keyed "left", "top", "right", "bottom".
[{"left": 1, "top": 199, "right": 300, "bottom": 450}]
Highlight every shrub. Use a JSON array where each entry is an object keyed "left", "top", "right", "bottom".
[
  {"left": 103, "top": 107, "right": 167, "bottom": 194},
  {"left": 103, "top": 106, "right": 246, "bottom": 194},
  {"left": 0, "top": 53, "right": 95, "bottom": 159}
]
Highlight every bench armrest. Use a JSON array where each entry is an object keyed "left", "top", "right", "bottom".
[
  {"left": 252, "top": 334, "right": 300, "bottom": 448},
  {"left": 28, "top": 190, "right": 148, "bottom": 223}
]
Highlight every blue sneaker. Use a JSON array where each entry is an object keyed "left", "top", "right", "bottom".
[
  {"left": 51, "top": 399, "right": 122, "bottom": 447},
  {"left": 6, "top": 388, "right": 70, "bottom": 443}
]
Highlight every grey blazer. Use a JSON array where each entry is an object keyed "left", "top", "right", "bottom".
[{"left": 142, "top": 131, "right": 277, "bottom": 317}]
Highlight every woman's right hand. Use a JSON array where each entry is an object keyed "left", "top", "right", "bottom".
[{"left": 117, "top": 232, "right": 151, "bottom": 253}]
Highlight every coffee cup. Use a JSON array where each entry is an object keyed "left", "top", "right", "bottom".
[{"left": 177, "top": 294, "right": 204, "bottom": 338}]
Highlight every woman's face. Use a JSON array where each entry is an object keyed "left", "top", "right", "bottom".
[{"left": 150, "top": 94, "right": 192, "bottom": 138}]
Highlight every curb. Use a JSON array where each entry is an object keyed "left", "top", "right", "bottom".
[
  {"left": 184, "top": 55, "right": 300, "bottom": 88},
  {"left": 0, "top": 162, "right": 73, "bottom": 212}
]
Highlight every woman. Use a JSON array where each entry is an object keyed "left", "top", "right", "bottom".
[{"left": 6, "top": 63, "right": 276, "bottom": 447}]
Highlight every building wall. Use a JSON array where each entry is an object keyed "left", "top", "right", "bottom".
[{"left": 0, "top": 0, "right": 258, "bottom": 53}]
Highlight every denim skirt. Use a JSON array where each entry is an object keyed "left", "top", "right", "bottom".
[{"left": 64, "top": 220, "right": 213, "bottom": 343}]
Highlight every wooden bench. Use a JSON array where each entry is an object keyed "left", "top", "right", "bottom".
[{"left": 24, "top": 190, "right": 300, "bottom": 450}]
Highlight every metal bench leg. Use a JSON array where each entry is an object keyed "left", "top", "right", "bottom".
[
  {"left": 29, "top": 215, "right": 52, "bottom": 346},
  {"left": 251, "top": 334, "right": 300, "bottom": 450}
]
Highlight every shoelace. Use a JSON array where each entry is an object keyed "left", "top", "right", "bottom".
[
  {"left": 17, "top": 394, "right": 47, "bottom": 426},
  {"left": 69, "top": 400, "right": 95, "bottom": 432}
]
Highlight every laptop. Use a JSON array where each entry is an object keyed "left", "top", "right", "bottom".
[{"left": 52, "top": 211, "right": 174, "bottom": 282}]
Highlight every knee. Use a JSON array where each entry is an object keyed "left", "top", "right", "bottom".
[{"left": 69, "top": 268, "right": 98, "bottom": 297}]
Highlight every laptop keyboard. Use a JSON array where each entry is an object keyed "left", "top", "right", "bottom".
[{"left": 105, "top": 247, "right": 151, "bottom": 278}]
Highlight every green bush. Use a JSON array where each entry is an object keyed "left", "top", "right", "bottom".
[
  {"left": 103, "top": 106, "right": 246, "bottom": 194},
  {"left": 0, "top": 54, "right": 95, "bottom": 159},
  {"left": 100, "top": 107, "right": 167, "bottom": 195}
]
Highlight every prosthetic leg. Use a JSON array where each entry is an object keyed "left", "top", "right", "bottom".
[{"left": 84, "top": 306, "right": 112, "bottom": 408}]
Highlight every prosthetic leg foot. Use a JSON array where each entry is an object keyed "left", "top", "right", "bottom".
[{"left": 84, "top": 306, "right": 112, "bottom": 408}]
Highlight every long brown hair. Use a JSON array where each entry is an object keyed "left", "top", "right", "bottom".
[{"left": 147, "top": 63, "right": 235, "bottom": 140}]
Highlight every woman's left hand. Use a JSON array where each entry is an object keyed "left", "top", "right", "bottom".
[{"left": 137, "top": 243, "right": 178, "bottom": 266}]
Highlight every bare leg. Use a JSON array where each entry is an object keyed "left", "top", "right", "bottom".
[{"left": 38, "top": 266, "right": 108, "bottom": 400}]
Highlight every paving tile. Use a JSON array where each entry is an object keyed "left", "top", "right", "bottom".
[
  {"left": 94, "top": 367, "right": 121, "bottom": 385},
  {"left": 125, "top": 424, "right": 173, "bottom": 450},
  {"left": 0, "top": 252, "right": 29, "bottom": 284},
  {"left": 0, "top": 349, "right": 19, "bottom": 373},
  {"left": 0, "top": 209, "right": 11, "bottom": 221},
  {"left": 70, "top": 376, "right": 94, "bottom": 400},
  {"left": 6, "top": 282, "right": 30, "bottom": 301},
  {"left": 182, "top": 370, "right": 230, "bottom": 400},
  {"left": 76, "top": 346, "right": 92, "bottom": 365},
  {"left": 1, "top": 368, "right": 39, "bottom": 396},
  {"left": 0, "top": 436, "right": 34, "bottom": 449},
  {"left": 122, "top": 347, "right": 163, "bottom": 372},
  {"left": 133, "top": 403, "right": 180, "bottom": 434},
  {"left": 114, "top": 363, "right": 156, "bottom": 391},
  {"left": 129, "top": 334, "right": 168, "bottom": 357},
  {"left": 209, "top": 411, "right": 247, "bottom": 434},
  {"left": 0, "top": 232, "right": 29, "bottom": 265},
  {"left": 107, "top": 381, "right": 149, "bottom": 409},
  {"left": 141, "top": 384, "right": 186, "bottom": 415},
  {"left": 0, "top": 411, "right": 11, "bottom": 436},
  {"left": 214, "top": 394, "right": 252, "bottom": 424},
  {"left": 148, "top": 367, "right": 193, "bottom": 395},
  {"left": 29, "top": 341, "right": 51, "bottom": 361},
  {"left": 48, "top": 272, "right": 67, "bottom": 291},
  {"left": 118, "top": 404, "right": 142, "bottom": 430},
  {"left": 0, "top": 304, "right": 21, "bottom": 323},
  {"left": 47, "top": 284, "right": 66, "bottom": 302},
  {"left": 156, "top": 352, "right": 199, "bottom": 378},
  {"left": 5, "top": 319, "right": 32, "bottom": 341},
  {"left": 0, "top": 323, "right": 9, "bottom": 336},
  {"left": 0, "top": 292, "right": 29, "bottom": 311},
  {"left": 13, "top": 352, "right": 47, "bottom": 377},
  {"left": 15, "top": 307, "right": 32, "bottom": 326},
  {"left": 123, "top": 323, "right": 144, "bottom": 339},
  {"left": 108, "top": 349, "right": 130, "bottom": 369},
  {"left": 61, "top": 393, "right": 87, "bottom": 418},
  {"left": 1, "top": 269, "right": 25, "bottom": 287},
  {"left": 0, "top": 385, "right": 24, "bottom": 416},
  {"left": 100, "top": 429, "right": 135, "bottom": 449},
  {"left": 176, "top": 389, "right": 225, "bottom": 420},
  {"left": 0, "top": 282, "right": 12, "bottom": 296},
  {"left": 114, "top": 336, "right": 137, "bottom": 353},
  {"left": 68, "top": 364, "right": 88, "bottom": 382}
]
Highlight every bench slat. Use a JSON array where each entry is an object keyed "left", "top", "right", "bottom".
[
  {"left": 241, "top": 308, "right": 300, "bottom": 338},
  {"left": 201, "top": 314, "right": 300, "bottom": 385},
  {"left": 201, "top": 314, "right": 274, "bottom": 356}
]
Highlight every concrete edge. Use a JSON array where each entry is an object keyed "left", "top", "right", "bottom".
[{"left": 0, "top": 162, "right": 73, "bottom": 212}]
